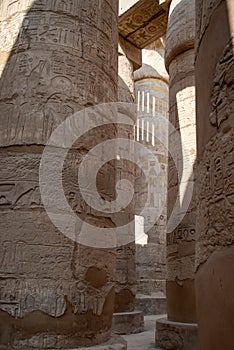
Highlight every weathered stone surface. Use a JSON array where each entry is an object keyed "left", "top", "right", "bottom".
[
  {"left": 115, "top": 43, "right": 136, "bottom": 318},
  {"left": 155, "top": 318, "right": 199, "bottom": 350},
  {"left": 0, "top": 0, "right": 118, "bottom": 348},
  {"left": 118, "top": 45, "right": 135, "bottom": 103},
  {"left": 77, "top": 334, "right": 127, "bottom": 350},
  {"left": 134, "top": 39, "right": 168, "bottom": 84},
  {"left": 78, "top": 345, "right": 126, "bottom": 350},
  {"left": 196, "top": 126, "right": 234, "bottom": 266},
  {"left": 164, "top": 0, "right": 197, "bottom": 326},
  {"left": 136, "top": 294, "right": 167, "bottom": 316},
  {"left": 137, "top": 279, "right": 166, "bottom": 297},
  {"left": 0, "top": 340, "right": 127, "bottom": 350},
  {"left": 114, "top": 243, "right": 136, "bottom": 314},
  {"left": 164, "top": 0, "right": 195, "bottom": 71},
  {"left": 134, "top": 39, "right": 168, "bottom": 298},
  {"left": 195, "top": 0, "right": 234, "bottom": 349},
  {"left": 113, "top": 311, "right": 144, "bottom": 335},
  {"left": 0, "top": 0, "right": 118, "bottom": 147},
  {"left": 119, "top": 36, "right": 142, "bottom": 72},
  {"left": 136, "top": 243, "right": 166, "bottom": 296}
]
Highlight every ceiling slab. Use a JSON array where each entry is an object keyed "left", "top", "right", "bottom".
[{"left": 119, "top": 0, "right": 171, "bottom": 49}]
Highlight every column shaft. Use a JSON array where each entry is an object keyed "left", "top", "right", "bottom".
[
  {"left": 112, "top": 42, "right": 144, "bottom": 336},
  {"left": 195, "top": 0, "right": 234, "bottom": 348},
  {"left": 0, "top": 0, "right": 118, "bottom": 348},
  {"left": 134, "top": 39, "right": 169, "bottom": 316},
  {"left": 156, "top": 1, "right": 199, "bottom": 349}
]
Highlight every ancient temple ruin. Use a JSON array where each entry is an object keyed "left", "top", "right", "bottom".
[{"left": 0, "top": 0, "right": 233, "bottom": 349}]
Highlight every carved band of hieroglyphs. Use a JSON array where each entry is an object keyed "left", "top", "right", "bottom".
[{"left": 167, "top": 227, "right": 196, "bottom": 245}]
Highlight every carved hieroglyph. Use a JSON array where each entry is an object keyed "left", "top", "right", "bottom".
[
  {"left": 0, "top": 0, "right": 118, "bottom": 147},
  {"left": 0, "top": 0, "right": 118, "bottom": 348},
  {"left": 195, "top": 1, "right": 234, "bottom": 348},
  {"left": 196, "top": 39, "right": 234, "bottom": 266}
]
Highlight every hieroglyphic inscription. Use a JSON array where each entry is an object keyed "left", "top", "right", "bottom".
[
  {"left": 0, "top": 1, "right": 118, "bottom": 347},
  {"left": 167, "top": 227, "right": 196, "bottom": 245},
  {"left": 209, "top": 40, "right": 234, "bottom": 128},
  {"left": 196, "top": 129, "right": 234, "bottom": 266}
]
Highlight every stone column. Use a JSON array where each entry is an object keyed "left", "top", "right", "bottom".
[
  {"left": 112, "top": 39, "right": 144, "bottom": 335},
  {"left": 0, "top": 1, "right": 124, "bottom": 349},
  {"left": 195, "top": 0, "right": 234, "bottom": 349},
  {"left": 156, "top": 1, "right": 199, "bottom": 349},
  {"left": 133, "top": 39, "right": 169, "bottom": 316}
]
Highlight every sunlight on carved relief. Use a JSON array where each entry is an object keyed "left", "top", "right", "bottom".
[
  {"left": 176, "top": 86, "right": 197, "bottom": 206},
  {"left": 0, "top": 0, "right": 35, "bottom": 78},
  {"left": 135, "top": 215, "right": 148, "bottom": 245}
]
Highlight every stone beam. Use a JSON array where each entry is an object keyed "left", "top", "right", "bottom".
[
  {"left": 119, "top": 35, "right": 142, "bottom": 71},
  {"left": 118, "top": 0, "right": 171, "bottom": 49}
]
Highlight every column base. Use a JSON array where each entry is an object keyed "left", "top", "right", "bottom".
[
  {"left": 136, "top": 294, "right": 167, "bottom": 315},
  {"left": 0, "top": 335, "right": 127, "bottom": 350},
  {"left": 62, "top": 335, "right": 127, "bottom": 350},
  {"left": 155, "top": 318, "right": 199, "bottom": 350},
  {"left": 112, "top": 311, "right": 144, "bottom": 335},
  {"left": 78, "top": 335, "right": 127, "bottom": 349}
]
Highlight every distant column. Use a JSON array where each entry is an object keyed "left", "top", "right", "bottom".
[
  {"left": 112, "top": 39, "right": 144, "bottom": 335},
  {"left": 134, "top": 39, "right": 169, "bottom": 309},
  {"left": 156, "top": 1, "right": 199, "bottom": 349}
]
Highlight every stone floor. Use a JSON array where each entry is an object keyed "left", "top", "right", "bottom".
[{"left": 123, "top": 315, "right": 166, "bottom": 350}]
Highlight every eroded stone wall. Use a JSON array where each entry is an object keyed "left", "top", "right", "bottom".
[{"left": 195, "top": 0, "right": 234, "bottom": 348}]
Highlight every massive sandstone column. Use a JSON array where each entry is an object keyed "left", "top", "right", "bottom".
[
  {"left": 115, "top": 41, "right": 136, "bottom": 315},
  {"left": 195, "top": 0, "right": 234, "bottom": 349},
  {"left": 133, "top": 39, "right": 169, "bottom": 315},
  {"left": 112, "top": 38, "right": 144, "bottom": 335},
  {"left": 156, "top": 1, "right": 199, "bottom": 349},
  {"left": 0, "top": 0, "right": 120, "bottom": 349}
]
